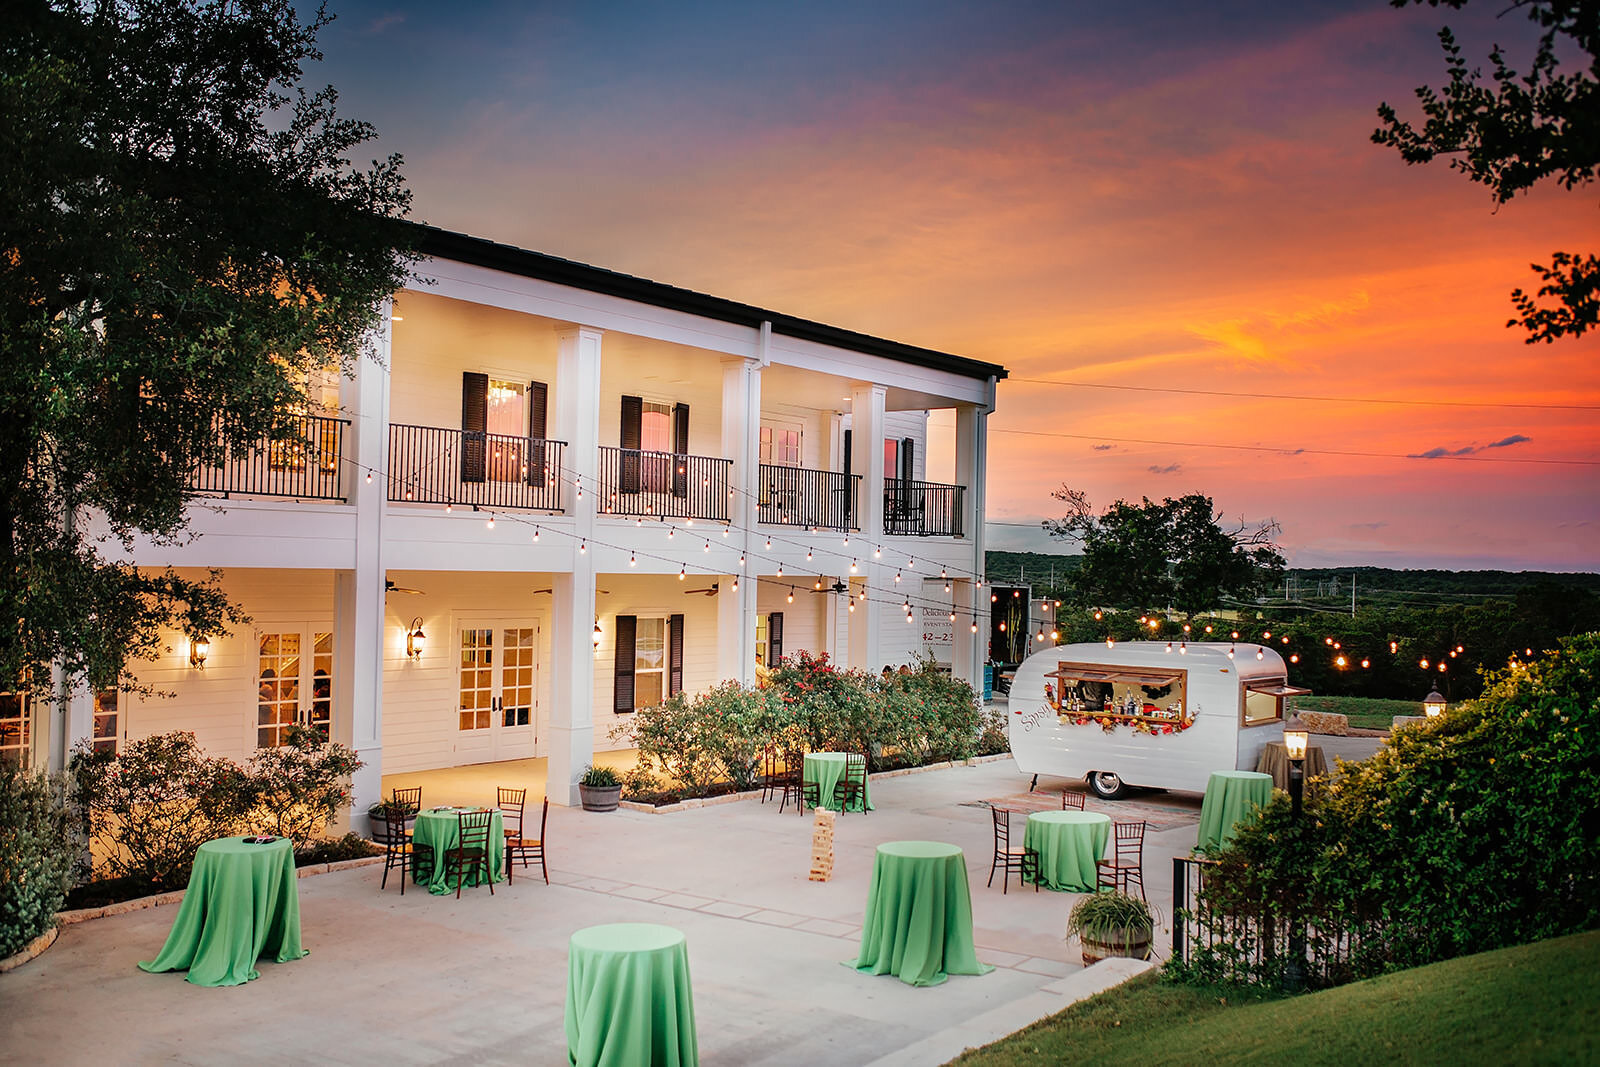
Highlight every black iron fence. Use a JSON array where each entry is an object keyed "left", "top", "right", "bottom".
[
  {"left": 597, "top": 446, "right": 731, "bottom": 521},
  {"left": 883, "top": 477, "right": 964, "bottom": 537},
  {"left": 1171, "top": 855, "right": 1392, "bottom": 990},
  {"left": 187, "top": 413, "right": 347, "bottom": 501},
  {"left": 757, "top": 464, "right": 859, "bottom": 531},
  {"left": 388, "top": 424, "right": 566, "bottom": 511}
]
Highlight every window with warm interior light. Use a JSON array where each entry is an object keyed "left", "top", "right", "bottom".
[
  {"left": 633, "top": 617, "right": 667, "bottom": 709},
  {"left": 93, "top": 689, "right": 120, "bottom": 754},
  {"left": 0, "top": 689, "right": 30, "bottom": 768},
  {"left": 1044, "top": 663, "right": 1187, "bottom": 720},
  {"left": 759, "top": 425, "right": 801, "bottom": 467}
]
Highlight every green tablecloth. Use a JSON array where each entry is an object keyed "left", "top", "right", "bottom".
[
  {"left": 804, "top": 751, "right": 872, "bottom": 812},
  {"left": 1196, "top": 770, "right": 1275, "bottom": 852},
  {"left": 1024, "top": 811, "right": 1111, "bottom": 891},
  {"left": 566, "top": 923, "right": 698, "bottom": 1067},
  {"left": 412, "top": 807, "right": 505, "bottom": 894},
  {"left": 138, "top": 836, "right": 306, "bottom": 987},
  {"left": 849, "top": 841, "right": 993, "bottom": 986}
]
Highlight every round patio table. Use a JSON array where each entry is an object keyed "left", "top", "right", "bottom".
[
  {"left": 138, "top": 836, "right": 306, "bottom": 986},
  {"left": 1023, "top": 811, "right": 1111, "bottom": 891},
  {"left": 803, "top": 751, "right": 872, "bottom": 812},
  {"left": 1195, "top": 770, "right": 1275, "bottom": 852},
  {"left": 412, "top": 807, "right": 505, "bottom": 894},
  {"left": 848, "top": 841, "right": 993, "bottom": 987},
  {"left": 565, "top": 922, "right": 698, "bottom": 1067}
]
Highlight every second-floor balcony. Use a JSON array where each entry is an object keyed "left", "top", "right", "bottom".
[
  {"left": 758, "top": 464, "right": 859, "bottom": 531},
  {"left": 884, "top": 478, "right": 964, "bottom": 537},
  {"left": 188, "top": 412, "right": 348, "bottom": 502},
  {"left": 598, "top": 447, "right": 732, "bottom": 521},
  {"left": 388, "top": 424, "right": 567, "bottom": 511}
]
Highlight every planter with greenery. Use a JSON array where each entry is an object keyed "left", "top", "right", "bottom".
[
  {"left": 1067, "top": 891, "right": 1155, "bottom": 967},
  {"left": 365, "top": 800, "right": 415, "bottom": 844},
  {"left": 578, "top": 765, "right": 623, "bottom": 812}
]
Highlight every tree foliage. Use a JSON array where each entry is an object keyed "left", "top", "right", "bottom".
[
  {"left": 1043, "top": 488, "right": 1285, "bottom": 617},
  {"left": 1373, "top": 0, "right": 1598, "bottom": 342},
  {"left": 1, "top": 0, "right": 415, "bottom": 698}
]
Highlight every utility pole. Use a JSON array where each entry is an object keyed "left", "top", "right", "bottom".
[{"left": 1351, "top": 573, "right": 1356, "bottom": 617}]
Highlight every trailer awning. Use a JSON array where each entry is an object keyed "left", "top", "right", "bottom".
[
  {"left": 1246, "top": 682, "right": 1313, "bottom": 698},
  {"left": 1045, "top": 665, "right": 1184, "bottom": 688}
]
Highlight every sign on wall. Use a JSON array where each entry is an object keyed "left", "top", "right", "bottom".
[{"left": 922, "top": 579, "right": 953, "bottom": 665}]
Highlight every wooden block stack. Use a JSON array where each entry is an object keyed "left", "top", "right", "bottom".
[{"left": 808, "top": 808, "right": 836, "bottom": 882}]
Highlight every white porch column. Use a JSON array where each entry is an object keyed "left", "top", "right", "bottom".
[
  {"left": 955, "top": 399, "right": 988, "bottom": 549},
  {"left": 550, "top": 325, "right": 603, "bottom": 807},
  {"left": 719, "top": 351, "right": 762, "bottom": 684},
  {"left": 848, "top": 383, "right": 886, "bottom": 673},
  {"left": 950, "top": 578, "right": 981, "bottom": 695},
  {"left": 335, "top": 304, "right": 391, "bottom": 833}
]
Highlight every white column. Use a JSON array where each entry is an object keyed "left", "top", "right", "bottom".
[
  {"left": 335, "top": 304, "right": 391, "bottom": 833},
  {"left": 848, "top": 383, "right": 886, "bottom": 673},
  {"left": 950, "top": 578, "right": 981, "bottom": 695},
  {"left": 719, "top": 352, "right": 761, "bottom": 684},
  {"left": 549, "top": 325, "right": 603, "bottom": 806}
]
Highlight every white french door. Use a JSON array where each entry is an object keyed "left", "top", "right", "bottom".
[{"left": 456, "top": 621, "right": 541, "bottom": 764}]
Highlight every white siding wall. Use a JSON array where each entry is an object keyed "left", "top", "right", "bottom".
[
  {"left": 755, "top": 580, "right": 826, "bottom": 662},
  {"left": 593, "top": 574, "right": 724, "bottom": 751}
]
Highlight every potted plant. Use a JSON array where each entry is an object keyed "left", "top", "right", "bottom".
[
  {"left": 366, "top": 799, "right": 415, "bottom": 844},
  {"left": 578, "top": 765, "right": 623, "bottom": 812},
  {"left": 1066, "top": 890, "right": 1155, "bottom": 966}
]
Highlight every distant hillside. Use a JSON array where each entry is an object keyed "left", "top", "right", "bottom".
[{"left": 983, "top": 553, "right": 1600, "bottom": 608}]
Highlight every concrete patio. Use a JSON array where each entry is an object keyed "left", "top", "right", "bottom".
[{"left": 0, "top": 746, "right": 1378, "bottom": 1065}]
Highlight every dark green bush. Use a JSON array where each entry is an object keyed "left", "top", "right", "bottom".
[
  {"left": 0, "top": 768, "right": 78, "bottom": 957},
  {"left": 1178, "top": 632, "right": 1600, "bottom": 988}
]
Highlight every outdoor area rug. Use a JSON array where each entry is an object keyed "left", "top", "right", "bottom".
[{"left": 965, "top": 790, "right": 1200, "bottom": 833}]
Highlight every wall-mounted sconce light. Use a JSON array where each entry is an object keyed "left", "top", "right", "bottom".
[
  {"left": 406, "top": 618, "right": 426, "bottom": 659},
  {"left": 189, "top": 636, "right": 210, "bottom": 669}
]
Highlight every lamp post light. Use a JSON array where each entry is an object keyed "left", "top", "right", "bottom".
[
  {"left": 1281, "top": 727, "right": 1310, "bottom": 991},
  {"left": 1283, "top": 728, "right": 1309, "bottom": 820},
  {"left": 1423, "top": 686, "right": 1447, "bottom": 719}
]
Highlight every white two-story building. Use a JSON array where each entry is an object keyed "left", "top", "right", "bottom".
[{"left": 17, "top": 226, "right": 1006, "bottom": 811}]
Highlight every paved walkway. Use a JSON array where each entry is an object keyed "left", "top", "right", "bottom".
[{"left": 0, "top": 745, "right": 1380, "bottom": 1065}]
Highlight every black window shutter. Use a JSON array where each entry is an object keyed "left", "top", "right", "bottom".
[
  {"left": 613, "top": 615, "right": 637, "bottom": 712},
  {"left": 619, "top": 395, "right": 642, "bottom": 494},
  {"left": 767, "top": 612, "right": 783, "bottom": 668},
  {"left": 899, "top": 436, "right": 915, "bottom": 518},
  {"left": 527, "top": 380, "right": 548, "bottom": 486},
  {"left": 460, "top": 372, "right": 488, "bottom": 483},
  {"left": 671, "top": 403, "right": 690, "bottom": 498},
  {"left": 668, "top": 613, "right": 685, "bottom": 695},
  {"left": 841, "top": 429, "right": 853, "bottom": 522}
]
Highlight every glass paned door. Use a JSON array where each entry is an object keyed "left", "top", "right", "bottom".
[
  {"left": 0, "top": 690, "right": 30, "bottom": 768},
  {"left": 641, "top": 402, "right": 673, "bottom": 493},
  {"left": 456, "top": 622, "right": 540, "bottom": 764},
  {"left": 258, "top": 630, "right": 334, "bottom": 747},
  {"left": 93, "top": 689, "right": 121, "bottom": 754}
]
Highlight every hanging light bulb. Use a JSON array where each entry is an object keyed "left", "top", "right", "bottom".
[
  {"left": 1166, "top": 641, "right": 1174, "bottom": 653},
  {"left": 667, "top": 527, "right": 675, "bottom": 539},
  {"left": 445, "top": 502, "right": 453, "bottom": 513},
  {"left": 873, "top": 547, "right": 881, "bottom": 559},
  {"left": 1262, "top": 631, "right": 1271, "bottom": 639},
  {"left": 486, "top": 514, "right": 495, "bottom": 529},
  {"left": 776, "top": 563, "right": 784, "bottom": 577},
  {"left": 738, "top": 554, "right": 745, "bottom": 567},
  {"left": 787, "top": 588, "right": 794, "bottom": 604},
  {"left": 765, "top": 538, "right": 772, "bottom": 550},
  {"left": 1106, "top": 636, "right": 1115, "bottom": 649},
  {"left": 850, "top": 559, "right": 858, "bottom": 573},
  {"left": 686, "top": 517, "right": 694, "bottom": 526},
  {"left": 1094, "top": 611, "right": 1103, "bottom": 620},
  {"left": 678, "top": 566, "right": 685, "bottom": 581},
  {"left": 366, "top": 472, "right": 372, "bottom": 484},
  {"left": 950, "top": 612, "right": 957, "bottom": 622},
  {"left": 532, "top": 527, "right": 540, "bottom": 542},
  {"left": 704, "top": 540, "right": 711, "bottom": 553},
  {"left": 731, "top": 578, "right": 738, "bottom": 591},
  {"left": 1035, "top": 629, "right": 1045, "bottom": 642},
  {"left": 1227, "top": 645, "right": 1236, "bottom": 659},
  {"left": 843, "top": 535, "right": 850, "bottom": 547},
  {"left": 579, "top": 540, "right": 587, "bottom": 554},
  {"left": 1204, "top": 625, "right": 1213, "bottom": 634},
  {"left": 848, "top": 601, "right": 855, "bottom": 613},
  {"left": 1256, "top": 647, "right": 1264, "bottom": 660},
  {"left": 907, "top": 558, "right": 915, "bottom": 569},
  {"left": 814, "top": 578, "right": 823, "bottom": 590},
  {"left": 970, "top": 620, "right": 978, "bottom": 633},
  {"left": 1360, "top": 658, "right": 1370, "bottom": 668},
  {"left": 940, "top": 568, "right": 947, "bottom": 579},
  {"left": 894, "top": 571, "right": 902, "bottom": 583},
  {"left": 1183, "top": 623, "right": 1191, "bottom": 633},
  {"left": 1420, "top": 658, "right": 1430, "bottom": 669},
  {"left": 806, "top": 549, "right": 813, "bottom": 561},
  {"left": 1290, "top": 653, "right": 1299, "bottom": 663},
  {"left": 630, "top": 552, "right": 637, "bottom": 567},
  {"left": 1179, "top": 642, "right": 1187, "bottom": 654},
  {"left": 722, "top": 527, "right": 729, "bottom": 538},
  {"left": 944, "top": 582, "right": 950, "bottom": 593},
  {"left": 1282, "top": 636, "right": 1289, "bottom": 644},
  {"left": 907, "top": 613, "right": 915, "bottom": 624},
  {"left": 1336, "top": 655, "right": 1347, "bottom": 667}
]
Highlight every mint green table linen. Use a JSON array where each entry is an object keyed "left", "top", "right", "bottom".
[
  {"left": 849, "top": 841, "right": 993, "bottom": 986},
  {"left": 412, "top": 807, "right": 505, "bottom": 894},
  {"left": 1196, "top": 770, "right": 1275, "bottom": 852},
  {"left": 566, "top": 923, "right": 698, "bottom": 1067},
  {"left": 138, "top": 836, "right": 306, "bottom": 987},
  {"left": 1024, "top": 811, "right": 1111, "bottom": 891},
  {"left": 804, "top": 751, "right": 872, "bottom": 812}
]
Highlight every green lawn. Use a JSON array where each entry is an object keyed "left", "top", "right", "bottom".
[
  {"left": 1290, "top": 694, "right": 1423, "bottom": 731},
  {"left": 952, "top": 930, "right": 1600, "bottom": 1066}
]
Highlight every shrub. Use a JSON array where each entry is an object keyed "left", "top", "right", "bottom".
[
  {"left": 1178, "top": 632, "right": 1600, "bottom": 988},
  {"left": 293, "top": 832, "right": 381, "bottom": 866},
  {"left": 71, "top": 732, "right": 255, "bottom": 889},
  {"left": 768, "top": 650, "right": 882, "bottom": 756},
  {"left": 612, "top": 690, "right": 724, "bottom": 797},
  {"left": 244, "top": 725, "right": 362, "bottom": 850},
  {"left": 0, "top": 768, "right": 78, "bottom": 958},
  {"left": 877, "top": 655, "right": 982, "bottom": 764},
  {"left": 977, "top": 705, "right": 1011, "bottom": 756}
]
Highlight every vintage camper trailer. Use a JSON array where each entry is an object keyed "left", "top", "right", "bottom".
[{"left": 1007, "top": 640, "right": 1309, "bottom": 798}]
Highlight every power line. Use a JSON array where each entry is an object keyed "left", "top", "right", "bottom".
[
  {"left": 990, "top": 427, "right": 1600, "bottom": 467},
  {"left": 1010, "top": 377, "right": 1600, "bottom": 412}
]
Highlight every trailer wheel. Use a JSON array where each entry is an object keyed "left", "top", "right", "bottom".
[{"left": 1088, "top": 771, "right": 1128, "bottom": 800}]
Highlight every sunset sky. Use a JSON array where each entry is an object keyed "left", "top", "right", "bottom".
[{"left": 319, "top": 0, "right": 1598, "bottom": 571}]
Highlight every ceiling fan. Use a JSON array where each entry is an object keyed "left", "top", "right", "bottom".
[
  {"left": 532, "top": 588, "right": 612, "bottom": 595},
  {"left": 385, "top": 580, "right": 426, "bottom": 596},
  {"left": 812, "top": 580, "right": 850, "bottom": 595},
  {"left": 682, "top": 583, "right": 719, "bottom": 597}
]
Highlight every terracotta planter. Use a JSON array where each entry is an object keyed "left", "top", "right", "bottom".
[
  {"left": 579, "top": 784, "right": 622, "bottom": 812},
  {"left": 1080, "top": 927, "right": 1153, "bottom": 966}
]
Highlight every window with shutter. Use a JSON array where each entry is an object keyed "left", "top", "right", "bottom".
[
  {"left": 619, "top": 396, "right": 642, "bottom": 493},
  {"left": 527, "top": 380, "right": 549, "bottom": 486},
  {"left": 767, "top": 611, "right": 783, "bottom": 668},
  {"left": 671, "top": 403, "right": 690, "bottom": 497},
  {"left": 668, "top": 613, "right": 685, "bottom": 695},
  {"left": 460, "top": 372, "right": 488, "bottom": 483}
]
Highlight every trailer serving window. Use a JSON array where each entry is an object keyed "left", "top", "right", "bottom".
[
  {"left": 1242, "top": 681, "right": 1311, "bottom": 727},
  {"left": 1043, "top": 662, "right": 1187, "bottom": 722}
]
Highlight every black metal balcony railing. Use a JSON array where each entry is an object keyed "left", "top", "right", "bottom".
[
  {"left": 884, "top": 477, "right": 965, "bottom": 537},
  {"left": 598, "top": 447, "right": 731, "bottom": 521},
  {"left": 187, "top": 413, "right": 348, "bottom": 501},
  {"left": 757, "top": 464, "right": 860, "bottom": 531},
  {"left": 388, "top": 424, "right": 566, "bottom": 511}
]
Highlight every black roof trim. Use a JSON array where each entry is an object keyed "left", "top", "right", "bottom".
[{"left": 413, "top": 225, "right": 1007, "bottom": 383}]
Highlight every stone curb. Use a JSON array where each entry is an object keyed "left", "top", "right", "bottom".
[
  {"left": 618, "top": 752, "right": 1015, "bottom": 814},
  {"left": 0, "top": 926, "right": 59, "bottom": 975},
  {"left": 54, "top": 854, "right": 385, "bottom": 928}
]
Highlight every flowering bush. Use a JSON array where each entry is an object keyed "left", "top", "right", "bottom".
[
  {"left": 0, "top": 768, "right": 80, "bottom": 957},
  {"left": 768, "top": 650, "right": 880, "bottom": 755}
]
